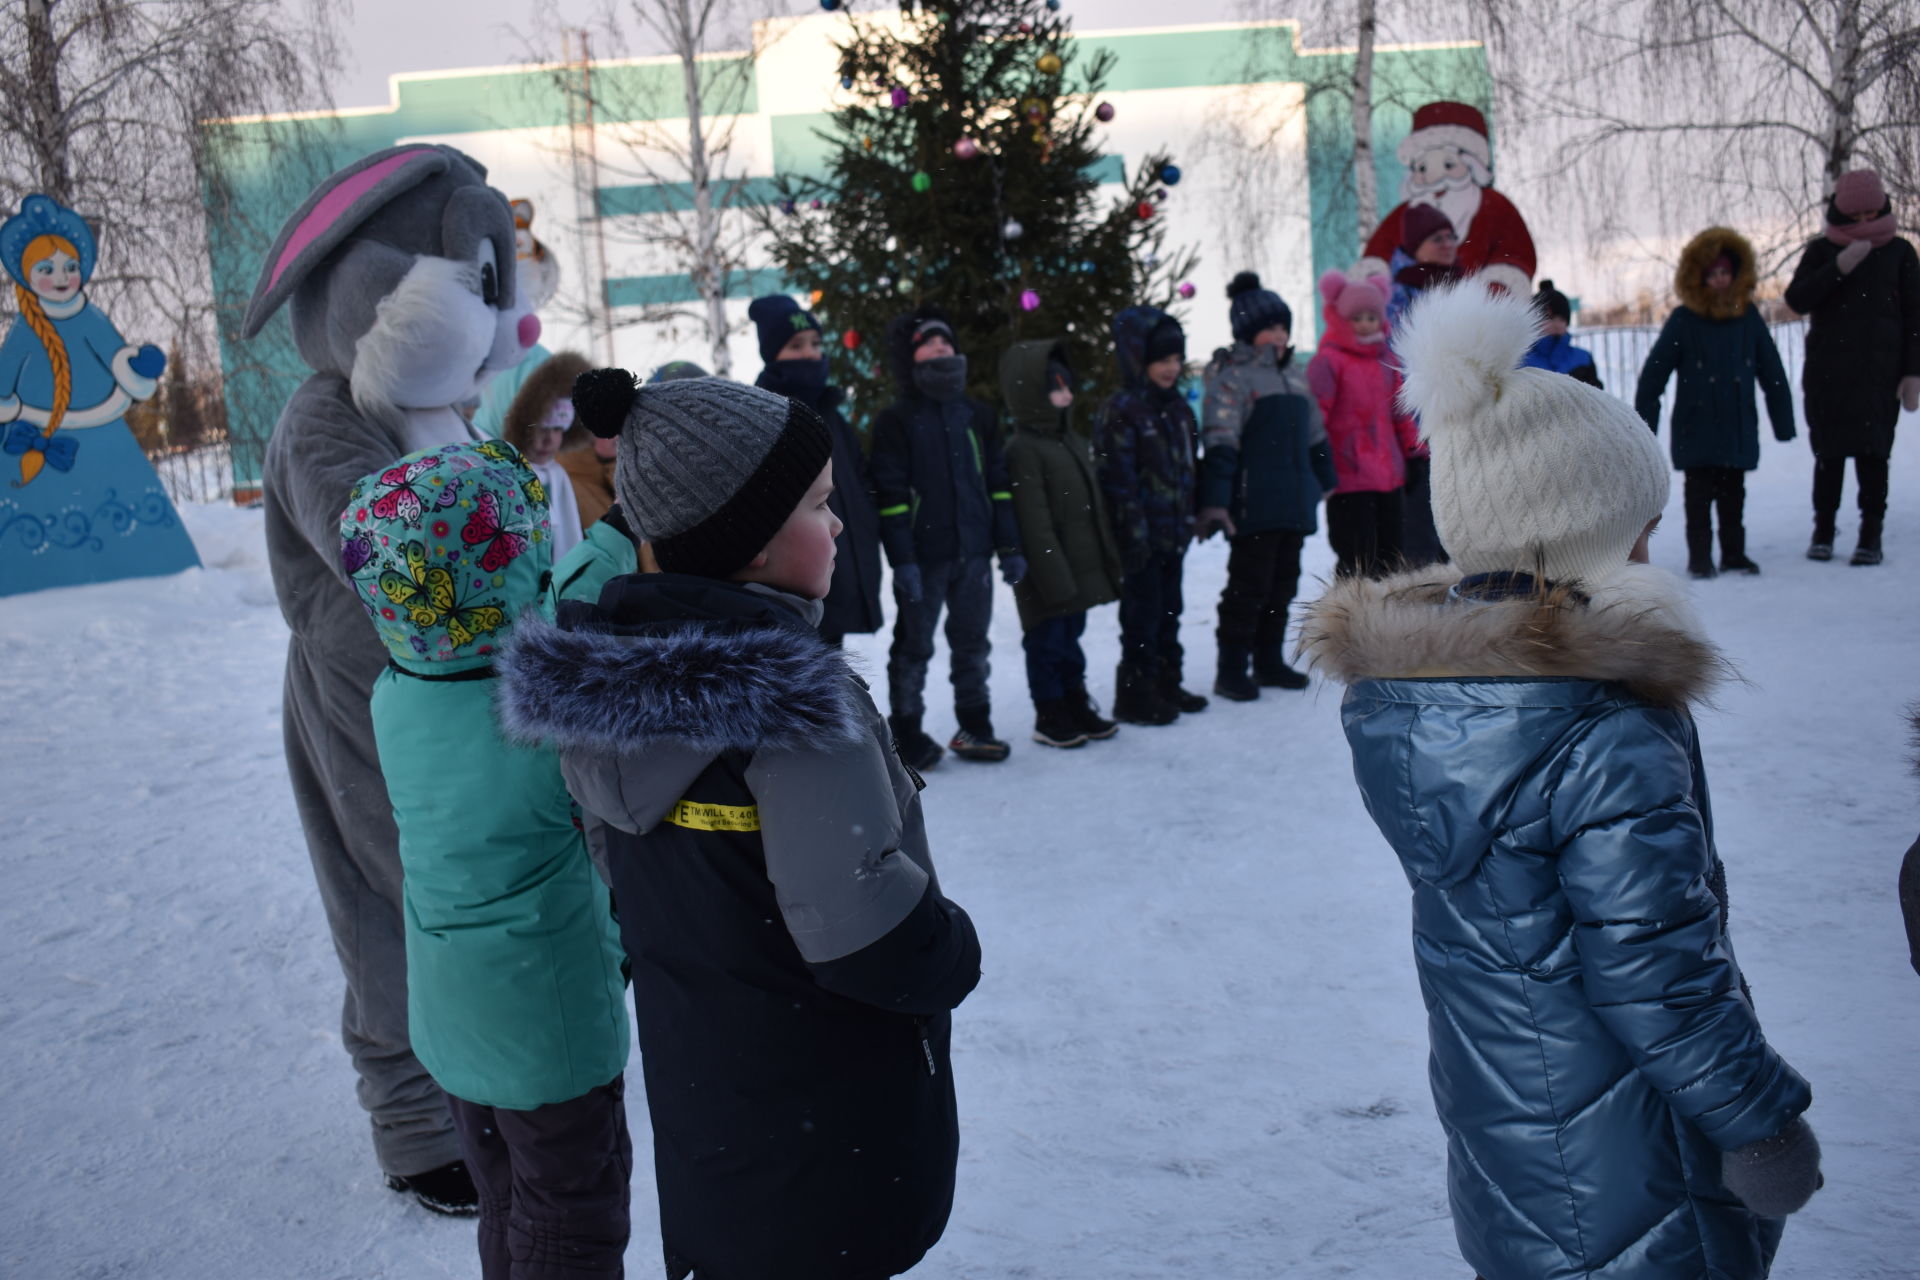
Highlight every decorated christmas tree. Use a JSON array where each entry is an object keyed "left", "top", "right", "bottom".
[{"left": 764, "top": 0, "right": 1198, "bottom": 419}]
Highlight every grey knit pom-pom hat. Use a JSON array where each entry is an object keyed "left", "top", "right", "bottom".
[{"left": 571, "top": 369, "right": 831, "bottom": 578}]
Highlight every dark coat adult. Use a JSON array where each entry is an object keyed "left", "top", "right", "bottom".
[
  {"left": 1096, "top": 306, "right": 1200, "bottom": 565},
  {"left": 870, "top": 308, "right": 1020, "bottom": 567},
  {"left": 1635, "top": 227, "right": 1797, "bottom": 470},
  {"left": 1784, "top": 203, "right": 1920, "bottom": 460},
  {"left": 1000, "top": 338, "right": 1123, "bottom": 629},
  {"left": 756, "top": 363, "right": 884, "bottom": 637},
  {"left": 1300, "top": 565, "right": 1813, "bottom": 1280},
  {"left": 500, "top": 574, "right": 981, "bottom": 1280}
]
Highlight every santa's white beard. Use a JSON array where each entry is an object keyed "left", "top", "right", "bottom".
[{"left": 1409, "top": 177, "right": 1482, "bottom": 238}]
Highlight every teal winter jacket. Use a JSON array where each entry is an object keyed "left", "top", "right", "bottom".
[
  {"left": 1301, "top": 566, "right": 1812, "bottom": 1280},
  {"left": 343, "top": 442, "right": 630, "bottom": 1110}
]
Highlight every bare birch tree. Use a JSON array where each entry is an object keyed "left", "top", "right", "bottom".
[
  {"left": 0, "top": 0, "right": 344, "bottom": 351},
  {"left": 534, "top": 0, "right": 787, "bottom": 376}
]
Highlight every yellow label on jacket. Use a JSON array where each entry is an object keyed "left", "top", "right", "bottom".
[{"left": 665, "top": 799, "right": 762, "bottom": 832}]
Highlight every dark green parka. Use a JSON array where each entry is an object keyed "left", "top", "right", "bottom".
[{"left": 1000, "top": 339, "right": 1123, "bottom": 629}]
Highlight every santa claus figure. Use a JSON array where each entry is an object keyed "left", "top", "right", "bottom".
[{"left": 1360, "top": 101, "right": 1536, "bottom": 297}]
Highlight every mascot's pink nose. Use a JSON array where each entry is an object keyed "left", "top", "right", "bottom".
[{"left": 518, "top": 312, "right": 542, "bottom": 348}]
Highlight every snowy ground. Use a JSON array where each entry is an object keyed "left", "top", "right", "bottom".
[{"left": 4, "top": 428, "right": 1917, "bottom": 1279}]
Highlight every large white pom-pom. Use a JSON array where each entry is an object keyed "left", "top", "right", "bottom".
[{"left": 1393, "top": 280, "right": 1541, "bottom": 435}]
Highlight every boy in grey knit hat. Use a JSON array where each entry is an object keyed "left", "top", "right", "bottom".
[{"left": 501, "top": 367, "right": 982, "bottom": 1280}]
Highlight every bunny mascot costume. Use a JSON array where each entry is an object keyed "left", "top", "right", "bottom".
[{"left": 242, "top": 145, "right": 542, "bottom": 1207}]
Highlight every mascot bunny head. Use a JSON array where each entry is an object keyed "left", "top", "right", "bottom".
[{"left": 242, "top": 145, "right": 541, "bottom": 433}]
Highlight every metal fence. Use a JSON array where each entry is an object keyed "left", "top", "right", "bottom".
[
  {"left": 1572, "top": 318, "right": 1809, "bottom": 433},
  {"left": 150, "top": 438, "right": 236, "bottom": 507}
]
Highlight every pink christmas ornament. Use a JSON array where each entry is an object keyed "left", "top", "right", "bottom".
[
  {"left": 1177, "top": 282, "right": 1196, "bottom": 299},
  {"left": 953, "top": 136, "right": 980, "bottom": 160},
  {"left": 1019, "top": 288, "right": 1042, "bottom": 312},
  {"left": 889, "top": 85, "right": 910, "bottom": 108}
]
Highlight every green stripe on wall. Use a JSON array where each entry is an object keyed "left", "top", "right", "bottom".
[{"left": 605, "top": 267, "right": 791, "bottom": 308}]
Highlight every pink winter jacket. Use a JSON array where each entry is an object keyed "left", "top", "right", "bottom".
[{"left": 1306, "top": 306, "right": 1419, "bottom": 495}]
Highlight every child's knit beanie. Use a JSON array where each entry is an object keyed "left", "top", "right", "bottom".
[
  {"left": 747, "top": 294, "right": 821, "bottom": 366},
  {"left": 1400, "top": 202, "right": 1454, "bottom": 256},
  {"left": 1319, "top": 268, "right": 1389, "bottom": 319},
  {"left": 1394, "top": 281, "right": 1668, "bottom": 588},
  {"left": 1532, "top": 278, "right": 1573, "bottom": 324},
  {"left": 1226, "top": 271, "right": 1292, "bottom": 343},
  {"left": 571, "top": 370, "right": 830, "bottom": 578},
  {"left": 1143, "top": 314, "right": 1186, "bottom": 365}
]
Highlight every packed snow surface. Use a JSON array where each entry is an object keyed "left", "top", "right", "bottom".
[{"left": 4, "top": 433, "right": 1917, "bottom": 1278}]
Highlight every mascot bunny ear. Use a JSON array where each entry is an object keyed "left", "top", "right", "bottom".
[{"left": 242, "top": 146, "right": 452, "bottom": 339}]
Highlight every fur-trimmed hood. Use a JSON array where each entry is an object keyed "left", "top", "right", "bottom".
[
  {"left": 503, "top": 349, "right": 591, "bottom": 453},
  {"left": 1675, "top": 226, "right": 1760, "bottom": 321},
  {"left": 1297, "top": 564, "right": 1727, "bottom": 709},
  {"left": 498, "top": 578, "right": 863, "bottom": 757}
]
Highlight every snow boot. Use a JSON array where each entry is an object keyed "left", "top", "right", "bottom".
[
  {"left": 1112, "top": 662, "right": 1178, "bottom": 725},
  {"left": 1156, "top": 661, "right": 1209, "bottom": 714},
  {"left": 1032, "top": 699, "right": 1090, "bottom": 749},
  {"left": 1808, "top": 516, "right": 1836, "bottom": 561},
  {"left": 949, "top": 704, "right": 1011, "bottom": 762},
  {"left": 1719, "top": 522, "right": 1759, "bottom": 574},
  {"left": 1213, "top": 643, "right": 1260, "bottom": 702},
  {"left": 889, "top": 713, "right": 944, "bottom": 772},
  {"left": 385, "top": 1160, "right": 479, "bottom": 1217},
  {"left": 1065, "top": 684, "right": 1120, "bottom": 740},
  {"left": 1253, "top": 644, "right": 1310, "bottom": 690},
  {"left": 1686, "top": 522, "right": 1717, "bottom": 579},
  {"left": 1852, "top": 521, "right": 1884, "bottom": 566}
]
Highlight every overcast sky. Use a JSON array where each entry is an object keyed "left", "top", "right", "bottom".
[{"left": 324, "top": 0, "right": 1249, "bottom": 110}]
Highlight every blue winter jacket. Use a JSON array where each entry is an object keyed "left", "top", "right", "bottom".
[
  {"left": 1522, "top": 333, "right": 1601, "bottom": 382},
  {"left": 1634, "top": 306, "right": 1795, "bottom": 471},
  {"left": 1301, "top": 568, "right": 1812, "bottom": 1280}
]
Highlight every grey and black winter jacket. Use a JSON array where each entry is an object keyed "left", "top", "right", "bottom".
[{"left": 500, "top": 573, "right": 980, "bottom": 1280}]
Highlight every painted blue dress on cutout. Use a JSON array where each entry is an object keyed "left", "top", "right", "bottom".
[{"left": 0, "top": 299, "right": 200, "bottom": 596}]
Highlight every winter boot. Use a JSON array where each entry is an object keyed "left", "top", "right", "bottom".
[
  {"left": 1808, "top": 516, "right": 1837, "bottom": 561},
  {"left": 949, "top": 703, "right": 1011, "bottom": 762},
  {"left": 1112, "top": 662, "right": 1178, "bottom": 725},
  {"left": 889, "top": 713, "right": 944, "bottom": 772},
  {"left": 1156, "top": 661, "right": 1209, "bottom": 713},
  {"left": 1213, "top": 643, "right": 1260, "bottom": 702},
  {"left": 1851, "top": 528, "right": 1884, "bottom": 566},
  {"left": 1718, "top": 523, "right": 1759, "bottom": 574},
  {"left": 1031, "top": 699, "right": 1090, "bottom": 749},
  {"left": 1065, "top": 684, "right": 1121, "bottom": 740},
  {"left": 1253, "top": 643, "right": 1311, "bottom": 690},
  {"left": 1686, "top": 520, "right": 1717, "bottom": 579},
  {"left": 385, "top": 1161, "right": 480, "bottom": 1217}
]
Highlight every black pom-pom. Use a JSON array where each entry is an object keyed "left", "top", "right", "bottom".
[
  {"left": 572, "top": 367, "right": 638, "bottom": 439},
  {"left": 1538, "top": 278, "right": 1556, "bottom": 292},
  {"left": 1226, "top": 271, "right": 1263, "bottom": 300}
]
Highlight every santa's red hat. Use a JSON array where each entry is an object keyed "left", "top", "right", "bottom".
[{"left": 1397, "top": 101, "right": 1491, "bottom": 170}]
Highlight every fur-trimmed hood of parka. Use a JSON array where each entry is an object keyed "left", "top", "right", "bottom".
[
  {"left": 502, "top": 349, "right": 591, "bottom": 453},
  {"left": 1297, "top": 563, "right": 1730, "bottom": 709},
  {"left": 498, "top": 577, "right": 865, "bottom": 758},
  {"left": 1675, "top": 226, "right": 1761, "bottom": 321}
]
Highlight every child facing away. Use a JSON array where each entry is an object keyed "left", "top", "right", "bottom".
[
  {"left": 339, "top": 441, "right": 632, "bottom": 1278},
  {"left": 1784, "top": 166, "right": 1920, "bottom": 566},
  {"left": 871, "top": 305, "right": 1028, "bottom": 768},
  {"left": 750, "top": 294, "right": 885, "bottom": 645},
  {"left": 1300, "top": 282, "right": 1820, "bottom": 1280},
  {"left": 1634, "top": 226, "right": 1796, "bottom": 579},
  {"left": 500, "top": 374, "right": 983, "bottom": 1280},
  {"left": 1096, "top": 306, "right": 1209, "bottom": 725},
  {"left": 1307, "top": 268, "right": 1419, "bottom": 580},
  {"left": 1000, "top": 338, "right": 1125, "bottom": 748},
  {"left": 500, "top": 348, "right": 590, "bottom": 559},
  {"left": 1199, "top": 273, "right": 1337, "bottom": 703}
]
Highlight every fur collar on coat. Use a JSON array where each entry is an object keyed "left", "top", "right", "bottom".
[
  {"left": 1297, "top": 564, "right": 1729, "bottom": 709},
  {"left": 498, "top": 599, "right": 866, "bottom": 756},
  {"left": 1675, "top": 226, "right": 1760, "bottom": 321}
]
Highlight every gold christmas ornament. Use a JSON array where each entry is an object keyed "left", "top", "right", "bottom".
[{"left": 1036, "top": 53, "right": 1063, "bottom": 75}]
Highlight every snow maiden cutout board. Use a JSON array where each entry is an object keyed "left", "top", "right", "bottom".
[{"left": 0, "top": 195, "right": 200, "bottom": 595}]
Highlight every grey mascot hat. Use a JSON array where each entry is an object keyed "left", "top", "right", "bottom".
[{"left": 241, "top": 145, "right": 519, "bottom": 375}]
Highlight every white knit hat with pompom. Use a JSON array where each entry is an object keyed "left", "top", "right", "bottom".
[{"left": 1395, "top": 281, "right": 1669, "bottom": 588}]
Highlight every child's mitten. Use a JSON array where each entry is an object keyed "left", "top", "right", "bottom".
[
  {"left": 893, "top": 563, "right": 923, "bottom": 603},
  {"left": 1722, "top": 1117, "right": 1822, "bottom": 1216}
]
